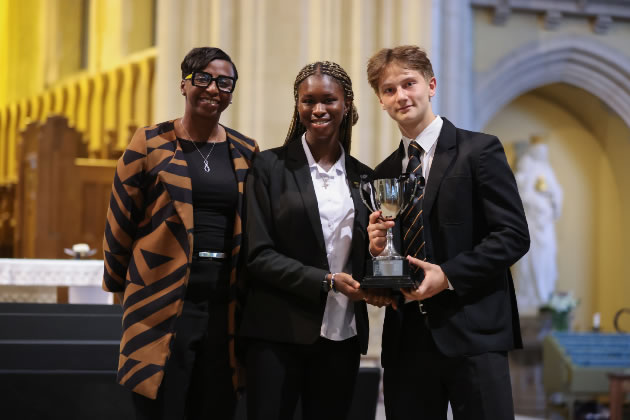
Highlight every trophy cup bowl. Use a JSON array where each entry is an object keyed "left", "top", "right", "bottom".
[{"left": 360, "top": 174, "right": 422, "bottom": 289}]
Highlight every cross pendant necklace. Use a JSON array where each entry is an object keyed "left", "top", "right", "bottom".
[{"left": 321, "top": 175, "right": 331, "bottom": 189}]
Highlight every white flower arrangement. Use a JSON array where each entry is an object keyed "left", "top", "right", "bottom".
[
  {"left": 63, "top": 243, "right": 97, "bottom": 258},
  {"left": 540, "top": 291, "right": 579, "bottom": 314},
  {"left": 72, "top": 243, "right": 91, "bottom": 254}
]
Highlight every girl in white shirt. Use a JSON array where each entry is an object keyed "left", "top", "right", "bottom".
[{"left": 240, "top": 61, "right": 373, "bottom": 420}]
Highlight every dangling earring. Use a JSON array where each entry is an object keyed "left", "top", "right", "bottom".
[{"left": 229, "top": 100, "right": 233, "bottom": 104}]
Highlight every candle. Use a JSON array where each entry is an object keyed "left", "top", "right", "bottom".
[{"left": 593, "top": 312, "right": 601, "bottom": 331}]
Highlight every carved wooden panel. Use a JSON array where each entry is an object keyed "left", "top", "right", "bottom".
[
  {"left": 74, "top": 159, "right": 117, "bottom": 255},
  {"left": 13, "top": 116, "right": 116, "bottom": 259},
  {"left": 0, "top": 183, "right": 15, "bottom": 257}
]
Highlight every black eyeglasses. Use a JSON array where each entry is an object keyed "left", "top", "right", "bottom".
[{"left": 184, "top": 71, "right": 236, "bottom": 93}]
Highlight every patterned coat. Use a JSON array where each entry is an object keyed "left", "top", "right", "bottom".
[{"left": 102, "top": 120, "right": 258, "bottom": 399}]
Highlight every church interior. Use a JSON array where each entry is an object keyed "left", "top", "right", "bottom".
[{"left": 1, "top": 0, "right": 629, "bottom": 419}]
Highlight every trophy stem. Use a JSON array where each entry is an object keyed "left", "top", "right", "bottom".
[{"left": 376, "top": 227, "right": 403, "bottom": 260}]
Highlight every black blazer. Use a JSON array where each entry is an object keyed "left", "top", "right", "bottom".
[
  {"left": 377, "top": 118, "right": 530, "bottom": 366},
  {"left": 240, "top": 138, "right": 373, "bottom": 354}
]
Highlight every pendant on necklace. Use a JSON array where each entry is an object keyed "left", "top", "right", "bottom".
[
  {"left": 203, "top": 160, "right": 210, "bottom": 172},
  {"left": 322, "top": 176, "right": 330, "bottom": 189}
]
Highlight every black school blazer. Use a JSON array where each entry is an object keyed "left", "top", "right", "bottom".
[
  {"left": 240, "top": 138, "right": 372, "bottom": 354},
  {"left": 375, "top": 118, "right": 530, "bottom": 365}
]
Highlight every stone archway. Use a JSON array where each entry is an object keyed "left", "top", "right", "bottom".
[{"left": 473, "top": 36, "right": 630, "bottom": 132}]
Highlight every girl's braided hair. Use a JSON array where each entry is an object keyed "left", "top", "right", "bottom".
[{"left": 284, "top": 61, "right": 359, "bottom": 153}]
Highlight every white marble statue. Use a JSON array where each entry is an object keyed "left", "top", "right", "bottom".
[{"left": 513, "top": 137, "right": 563, "bottom": 315}]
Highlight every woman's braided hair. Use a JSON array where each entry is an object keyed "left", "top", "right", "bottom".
[{"left": 284, "top": 61, "right": 359, "bottom": 153}]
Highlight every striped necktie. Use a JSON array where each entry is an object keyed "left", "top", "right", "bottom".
[{"left": 402, "top": 142, "right": 426, "bottom": 263}]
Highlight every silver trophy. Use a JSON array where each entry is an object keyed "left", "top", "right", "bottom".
[{"left": 359, "top": 174, "right": 422, "bottom": 288}]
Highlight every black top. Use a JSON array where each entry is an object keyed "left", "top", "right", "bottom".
[{"left": 178, "top": 138, "right": 237, "bottom": 254}]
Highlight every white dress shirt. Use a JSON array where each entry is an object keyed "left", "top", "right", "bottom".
[
  {"left": 401, "top": 115, "right": 443, "bottom": 180},
  {"left": 400, "top": 116, "right": 454, "bottom": 291},
  {"left": 301, "top": 135, "right": 357, "bottom": 341}
]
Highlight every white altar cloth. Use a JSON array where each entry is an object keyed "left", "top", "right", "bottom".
[{"left": 0, "top": 258, "right": 111, "bottom": 304}]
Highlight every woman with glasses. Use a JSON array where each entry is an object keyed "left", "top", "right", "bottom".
[
  {"left": 102, "top": 47, "right": 258, "bottom": 419},
  {"left": 240, "top": 61, "right": 372, "bottom": 420}
]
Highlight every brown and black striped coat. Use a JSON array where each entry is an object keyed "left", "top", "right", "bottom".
[{"left": 102, "top": 120, "right": 258, "bottom": 399}]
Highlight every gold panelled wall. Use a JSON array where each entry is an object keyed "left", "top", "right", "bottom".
[
  {"left": 0, "top": 49, "right": 156, "bottom": 183},
  {"left": 0, "top": 0, "right": 157, "bottom": 183},
  {"left": 0, "top": 0, "right": 156, "bottom": 259}
]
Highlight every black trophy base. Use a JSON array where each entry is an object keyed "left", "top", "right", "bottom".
[{"left": 360, "top": 258, "right": 421, "bottom": 289}]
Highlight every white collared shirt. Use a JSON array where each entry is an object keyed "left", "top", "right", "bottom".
[
  {"left": 400, "top": 116, "right": 454, "bottom": 291},
  {"left": 301, "top": 135, "right": 357, "bottom": 341},
  {"left": 401, "top": 115, "right": 443, "bottom": 181}
]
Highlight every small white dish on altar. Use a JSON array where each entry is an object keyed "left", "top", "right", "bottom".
[{"left": 64, "top": 243, "right": 98, "bottom": 259}]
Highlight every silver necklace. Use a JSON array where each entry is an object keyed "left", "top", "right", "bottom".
[{"left": 180, "top": 120, "right": 218, "bottom": 173}]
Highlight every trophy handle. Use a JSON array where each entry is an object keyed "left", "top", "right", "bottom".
[{"left": 359, "top": 175, "right": 378, "bottom": 214}]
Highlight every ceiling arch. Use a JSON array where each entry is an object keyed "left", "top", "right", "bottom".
[{"left": 474, "top": 36, "right": 630, "bottom": 132}]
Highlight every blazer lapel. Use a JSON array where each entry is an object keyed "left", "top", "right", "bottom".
[
  {"left": 153, "top": 122, "right": 194, "bottom": 240},
  {"left": 225, "top": 127, "right": 248, "bottom": 269},
  {"left": 377, "top": 141, "right": 406, "bottom": 179},
  {"left": 345, "top": 155, "right": 368, "bottom": 277},
  {"left": 224, "top": 125, "right": 257, "bottom": 173},
  {"left": 286, "top": 139, "right": 327, "bottom": 254},
  {"left": 346, "top": 157, "right": 366, "bottom": 222},
  {"left": 423, "top": 118, "right": 457, "bottom": 219},
  {"left": 226, "top": 130, "right": 245, "bottom": 188}
]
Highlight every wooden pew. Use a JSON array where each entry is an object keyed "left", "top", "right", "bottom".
[
  {"left": 543, "top": 332, "right": 630, "bottom": 418},
  {"left": 0, "top": 116, "right": 117, "bottom": 302},
  {"left": 14, "top": 116, "right": 116, "bottom": 260},
  {"left": 0, "top": 182, "right": 15, "bottom": 257}
]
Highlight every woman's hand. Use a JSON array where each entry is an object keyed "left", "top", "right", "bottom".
[
  {"left": 331, "top": 273, "right": 366, "bottom": 301},
  {"left": 367, "top": 211, "right": 395, "bottom": 256}
]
